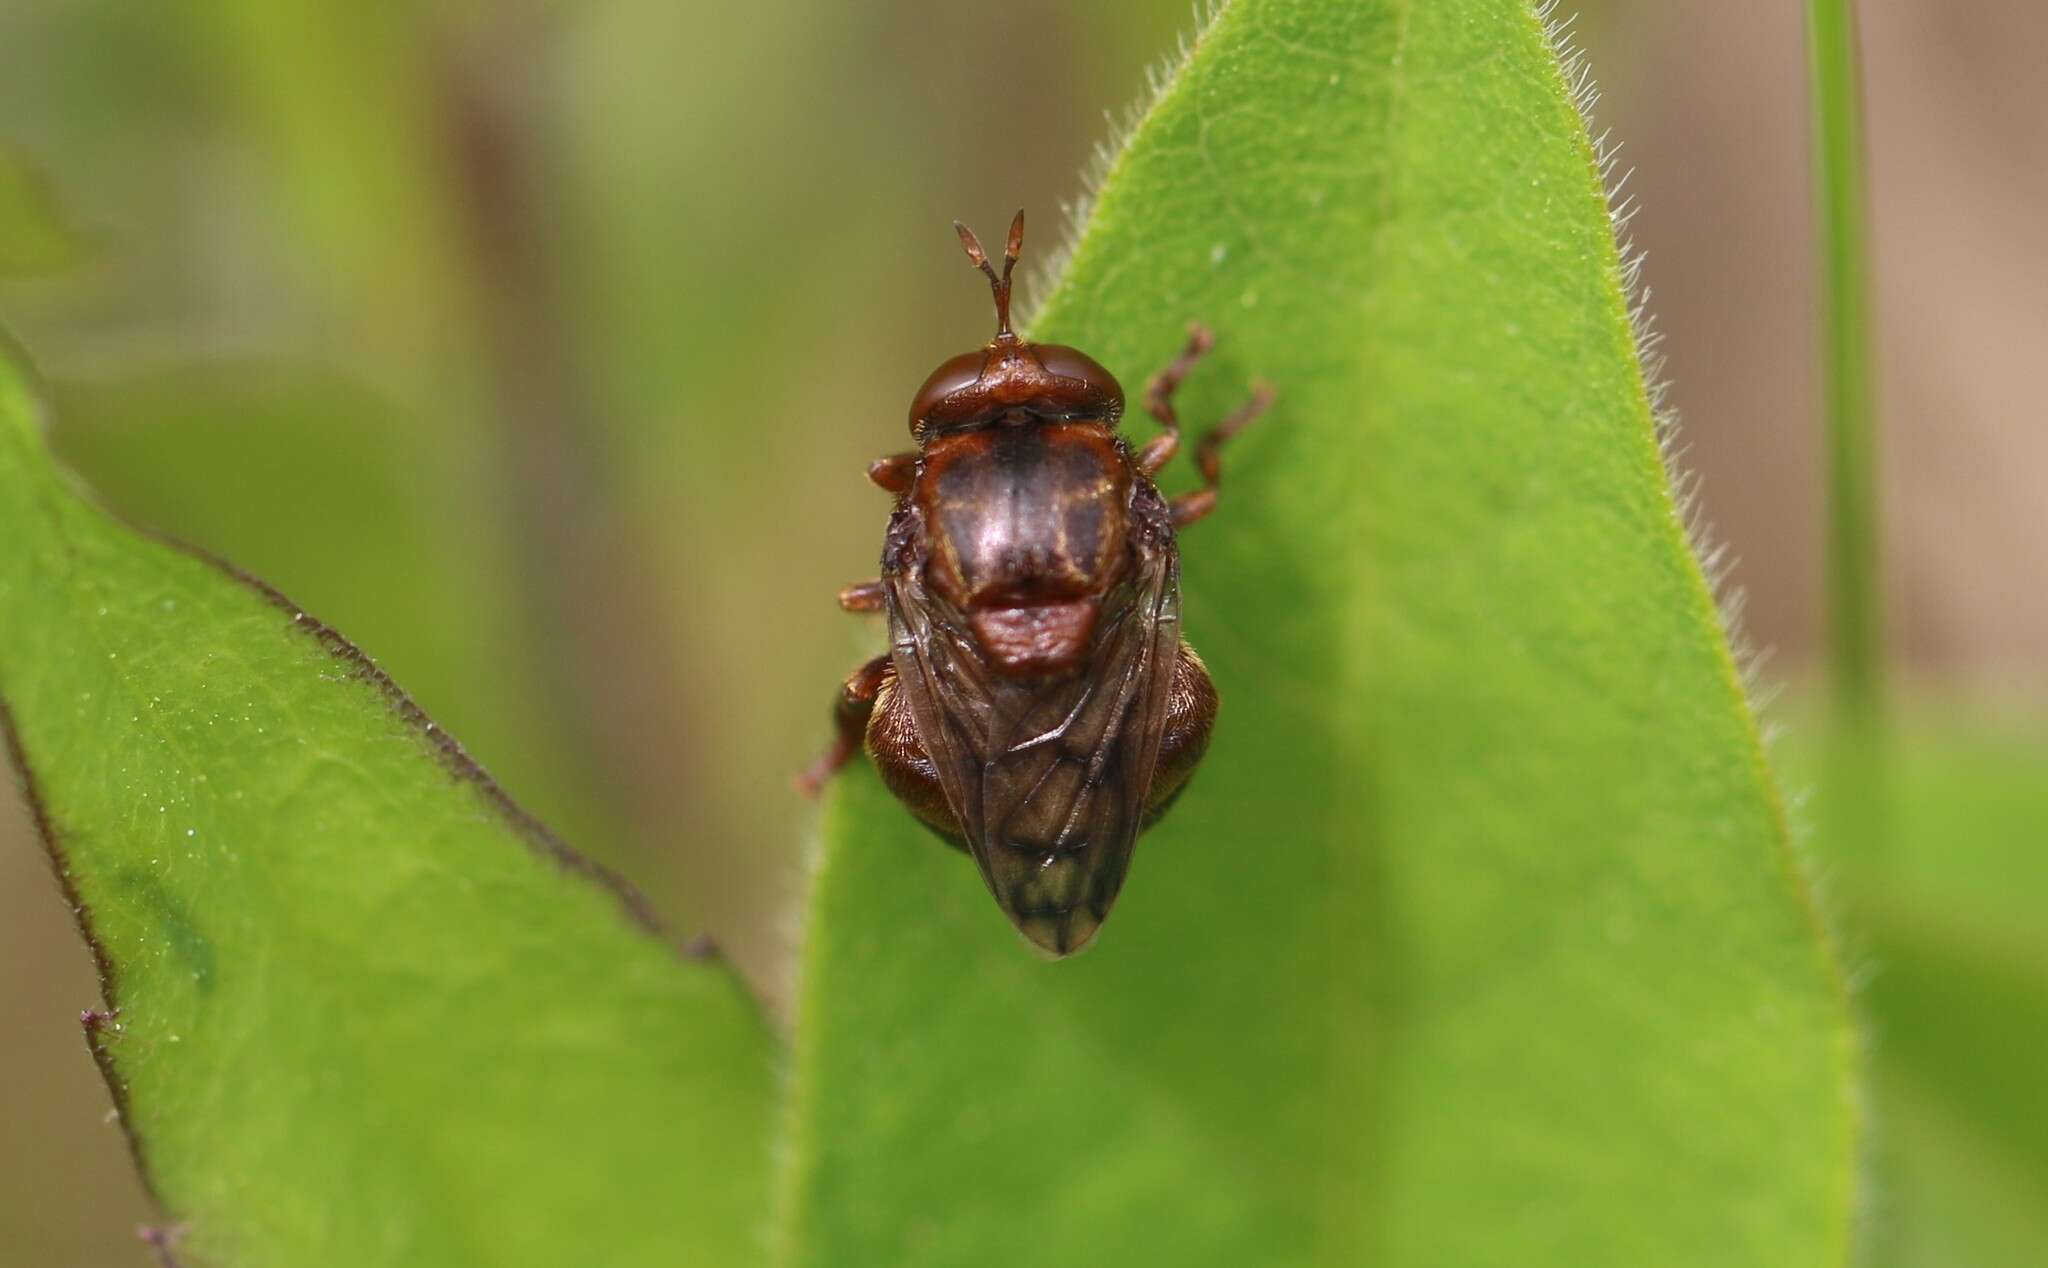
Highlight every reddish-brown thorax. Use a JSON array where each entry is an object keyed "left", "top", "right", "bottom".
[{"left": 915, "top": 420, "right": 1133, "bottom": 677}]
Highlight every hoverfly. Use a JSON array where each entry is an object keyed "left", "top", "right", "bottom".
[{"left": 800, "top": 210, "right": 1271, "bottom": 955}]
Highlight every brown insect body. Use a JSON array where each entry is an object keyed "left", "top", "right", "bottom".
[
  {"left": 804, "top": 211, "right": 1270, "bottom": 956},
  {"left": 919, "top": 420, "right": 1130, "bottom": 676}
]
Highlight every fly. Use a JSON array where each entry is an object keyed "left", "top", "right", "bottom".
[{"left": 800, "top": 210, "right": 1272, "bottom": 956}]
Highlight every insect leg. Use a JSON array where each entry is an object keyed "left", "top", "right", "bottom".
[
  {"left": 795, "top": 654, "right": 890, "bottom": 797},
  {"left": 1168, "top": 380, "right": 1276, "bottom": 527},
  {"left": 838, "top": 580, "right": 886, "bottom": 612},
  {"left": 865, "top": 663, "right": 965, "bottom": 846},
  {"left": 1135, "top": 324, "right": 1216, "bottom": 476},
  {"left": 867, "top": 452, "right": 916, "bottom": 494}
]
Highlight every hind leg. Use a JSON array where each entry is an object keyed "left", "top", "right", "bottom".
[
  {"left": 795, "top": 655, "right": 889, "bottom": 796},
  {"left": 864, "top": 661, "right": 966, "bottom": 848},
  {"left": 797, "top": 656, "right": 965, "bottom": 845},
  {"left": 1143, "top": 642, "right": 1220, "bottom": 826}
]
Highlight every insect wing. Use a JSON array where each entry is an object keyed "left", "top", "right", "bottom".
[{"left": 885, "top": 508, "right": 1180, "bottom": 955}]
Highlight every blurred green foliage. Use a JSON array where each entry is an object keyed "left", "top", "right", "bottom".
[
  {"left": 1791, "top": 708, "right": 2048, "bottom": 1268},
  {"left": 0, "top": 144, "right": 86, "bottom": 276}
]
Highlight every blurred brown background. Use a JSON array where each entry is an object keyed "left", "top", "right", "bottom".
[{"left": 3, "top": 1, "right": 2042, "bottom": 1263}]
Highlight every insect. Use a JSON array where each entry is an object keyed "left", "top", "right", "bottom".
[{"left": 800, "top": 210, "right": 1272, "bottom": 956}]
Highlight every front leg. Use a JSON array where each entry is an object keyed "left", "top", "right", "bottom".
[
  {"left": 868, "top": 452, "right": 917, "bottom": 494},
  {"left": 1133, "top": 326, "right": 1275, "bottom": 524},
  {"left": 1168, "top": 381, "right": 1275, "bottom": 527},
  {"left": 1134, "top": 325, "right": 1216, "bottom": 476}
]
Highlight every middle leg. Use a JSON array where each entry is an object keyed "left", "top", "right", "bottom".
[{"left": 838, "top": 580, "right": 885, "bottom": 612}]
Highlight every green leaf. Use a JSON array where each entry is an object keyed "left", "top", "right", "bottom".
[
  {"left": 783, "top": 2, "right": 1860, "bottom": 1266},
  {"left": 0, "top": 339, "right": 776, "bottom": 1266},
  {"left": 0, "top": 144, "right": 88, "bottom": 277},
  {"left": 1862, "top": 899, "right": 2048, "bottom": 1264},
  {"left": 44, "top": 362, "right": 620, "bottom": 857}
]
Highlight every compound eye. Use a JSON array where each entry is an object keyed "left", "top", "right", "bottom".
[
  {"left": 1032, "top": 344, "right": 1125, "bottom": 417},
  {"left": 907, "top": 350, "right": 988, "bottom": 438}
]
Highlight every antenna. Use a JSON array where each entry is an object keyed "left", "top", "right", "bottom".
[{"left": 952, "top": 209, "right": 1025, "bottom": 338}]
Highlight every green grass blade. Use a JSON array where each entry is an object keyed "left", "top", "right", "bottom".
[
  {"left": 0, "top": 338, "right": 777, "bottom": 1267},
  {"left": 1806, "top": 0, "right": 1881, "bottom": 732},
  {"left": 780, "top": 2, "right": 1862, "bottom": 1265}
]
